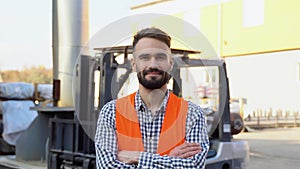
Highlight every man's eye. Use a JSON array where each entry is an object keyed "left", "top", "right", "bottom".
[
  {"left": 139, "top": 54, "right": 150, "bottom": 60},
  {"left": 156, "top": 54, "right": 167, "bottom": 60}
]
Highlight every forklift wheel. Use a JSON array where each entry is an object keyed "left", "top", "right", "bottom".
[{"left": 230, "top": 113, "right": 244, "bottom": 135}]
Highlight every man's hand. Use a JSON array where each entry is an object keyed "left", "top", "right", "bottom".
[
  {"left": 169, "top": 142, "right": 202, "bottom": 158},
  {"left": 118, "top": 151, "right": 141, "bottom": 164}
]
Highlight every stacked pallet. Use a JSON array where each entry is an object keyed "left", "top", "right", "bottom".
[{"left": 0, "top": 82, "right": 52, "bottom": 154}]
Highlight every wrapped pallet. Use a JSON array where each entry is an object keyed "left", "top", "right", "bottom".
[
  {"left": 0, "top": 101, "right": 37, "bottom": 145},
  {"left": 0, "top": 82, "right": 34, "bottom": 99},
  {"left": 37, "top": 84, "right": 53, "bottom": 100}
]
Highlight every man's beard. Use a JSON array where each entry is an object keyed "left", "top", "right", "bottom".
[{"left": 137, "top": 68, "right": 171, "bottom": 89}]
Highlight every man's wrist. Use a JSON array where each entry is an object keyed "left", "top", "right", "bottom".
[
  {"left": 117, "top": 151, "right": 141, "bottom": 164},
  {"left": 132, "top": 152, "right": 140, "bottom": 163}
]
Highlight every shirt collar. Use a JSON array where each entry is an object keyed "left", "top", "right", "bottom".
[{"left": 135, "top": 90, "right": 170, "bottom": 113}]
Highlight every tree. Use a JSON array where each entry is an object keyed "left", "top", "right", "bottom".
[{"left": 0, "top": 66, "right": 52, "bottom": 84}]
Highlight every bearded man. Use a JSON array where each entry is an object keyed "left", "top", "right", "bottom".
[{"left": 95, "top": 27, "right": 209, "bottom": 169}]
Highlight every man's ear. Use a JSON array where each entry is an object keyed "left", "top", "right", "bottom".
[
  {"left": 169, "top": 57, "right": 174, "bottom": 71},
  {"left": 131, "top": 59, "right": 136, "bottom": 72}
]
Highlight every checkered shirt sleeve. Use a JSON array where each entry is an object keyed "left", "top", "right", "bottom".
[{"left": 95, "top": 100, "right": 137, "bottom": 169}]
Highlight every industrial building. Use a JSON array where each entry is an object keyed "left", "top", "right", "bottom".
[{"left": 130, "top": 0, "right": 300, "bottom": 117}]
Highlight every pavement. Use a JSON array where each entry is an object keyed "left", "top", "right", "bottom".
[{"left": 233, "top": 127, "right": 300, "bottom": 169}]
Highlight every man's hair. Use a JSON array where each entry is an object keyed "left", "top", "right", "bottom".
[{"left": 132, "top": 27, "right": 171, "bottom": 49}]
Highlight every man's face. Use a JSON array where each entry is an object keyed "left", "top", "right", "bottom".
[{"left": 132, "top": 37, "right": 173, "bottom": 89}]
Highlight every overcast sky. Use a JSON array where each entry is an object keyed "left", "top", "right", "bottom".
[{"left": 0, "top": 0, "right": 131, "bottom": 70}]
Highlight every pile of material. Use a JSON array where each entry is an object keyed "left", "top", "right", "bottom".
[{"left": 0, "top": 82, "right": 52, "bottom": 154}]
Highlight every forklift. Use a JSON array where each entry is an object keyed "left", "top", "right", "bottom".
[{"left": 71, "top": 45, "right": 249, "bottom": 168}]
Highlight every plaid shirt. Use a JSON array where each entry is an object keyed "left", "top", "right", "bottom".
[{"left": 95, "top": 90, "right": 209, "bottom": 169}]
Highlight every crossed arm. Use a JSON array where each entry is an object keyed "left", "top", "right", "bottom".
[
  {"left": 118, "top": 142, "right": 202, "bottom": 164},
  {"left": 95, "top": 101, "right": 210, "bottom": 168}
]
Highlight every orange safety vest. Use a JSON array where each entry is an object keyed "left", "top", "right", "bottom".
[{"left": 115, "top": 92, "right": 188, "bottom": 156}]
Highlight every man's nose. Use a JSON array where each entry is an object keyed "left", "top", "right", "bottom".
[{"left": 149, "top": 56, "right": 159, "bottom": 68}]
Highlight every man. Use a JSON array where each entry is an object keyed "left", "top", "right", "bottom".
[{"left": 95, "top": 27, "right": 209, "bottom": 168}]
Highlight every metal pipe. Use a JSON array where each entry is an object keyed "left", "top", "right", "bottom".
[{"left": 52, "top": 0, "right": 89, "bottom": 107}]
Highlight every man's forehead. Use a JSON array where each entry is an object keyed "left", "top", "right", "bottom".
[{"left": 133, "top": 48, "right": 171, "bottom": 55}]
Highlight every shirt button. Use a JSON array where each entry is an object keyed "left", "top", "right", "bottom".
[{"left": 149, "top": 138, "right": 153, "bottom": 143}]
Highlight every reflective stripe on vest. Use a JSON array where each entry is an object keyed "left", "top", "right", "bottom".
[{"left": 116, "top": 92, "right": 188, "bottom": 156}]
